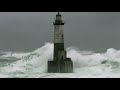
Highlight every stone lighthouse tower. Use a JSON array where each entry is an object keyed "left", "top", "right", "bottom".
[{"left": 48, "top": 12, "right": 73, "bottom": 73}]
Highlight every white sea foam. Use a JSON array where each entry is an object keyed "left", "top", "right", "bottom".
[{"left": 0, "top": 42, "right": 120, "bottom": 78}]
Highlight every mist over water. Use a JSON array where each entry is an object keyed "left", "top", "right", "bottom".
[{"left": 0, "top": 42, "right": 120, "bottom": 78}]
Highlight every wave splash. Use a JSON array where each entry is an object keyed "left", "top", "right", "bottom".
[{"left": 0, "top": 42, "right": 120, "bottom": 78}]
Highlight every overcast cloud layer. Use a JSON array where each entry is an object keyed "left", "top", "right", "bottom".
[{"left": 0, "top": 12, "right": 120, "bottom": 52}]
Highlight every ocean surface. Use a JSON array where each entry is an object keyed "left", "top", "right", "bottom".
[{"left": 0, "top": 42, "right": 120, "bottom": 78}]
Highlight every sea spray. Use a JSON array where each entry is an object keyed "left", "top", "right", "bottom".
[
  {"left": 1, "top": 43, "right": 120, "bottom": 77},
  {"left": 0, "top": 43, "right": 53, "bottom": 75}
]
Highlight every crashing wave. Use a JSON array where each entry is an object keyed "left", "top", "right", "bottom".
[{"left": 0, "top": 43, "right": 120, "bottom": 78}]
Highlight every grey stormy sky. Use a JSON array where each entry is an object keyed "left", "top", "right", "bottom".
[{"left": 0, "top": 12, "right": 120, "bottom": 52}]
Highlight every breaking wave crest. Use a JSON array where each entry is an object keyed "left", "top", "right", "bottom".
[{"left": 1, "top": 42, "right": 120, "bottom": 78}]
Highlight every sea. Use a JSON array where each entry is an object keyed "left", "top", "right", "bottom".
[{"left": 0, "top": 42, "right": 120, "bottom": 78}]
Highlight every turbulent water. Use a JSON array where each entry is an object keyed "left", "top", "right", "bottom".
[{"left": 0, "top": 42, "right": 120, "bottom": 78}]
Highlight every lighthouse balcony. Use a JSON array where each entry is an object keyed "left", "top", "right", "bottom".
[{"left": 53, "top": 20, "right": 65, "bottom": 25}]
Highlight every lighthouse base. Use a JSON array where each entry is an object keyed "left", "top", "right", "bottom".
[{"left": 48, "top": 58, "right": 73, "bottom": 73}]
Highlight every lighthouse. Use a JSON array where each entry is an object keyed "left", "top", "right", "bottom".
[{"left": 48, "top": 12, "right": 73, "bottom": 73}]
